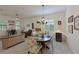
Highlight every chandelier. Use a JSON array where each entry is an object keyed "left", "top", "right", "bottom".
[
  {"left": 41, "top": 5, "right": 47, "bottom": 24},
  {"left": 42, "top": 5, "right": 44, "bottom": 20},
  {"left": 37, "top": 5, "right": 47, "bottom": 24}
]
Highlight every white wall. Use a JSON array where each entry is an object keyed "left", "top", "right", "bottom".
[
  {"left": 0, "top": 15, "right": 16, "bottom": 36},
  {"left": 24, "top": 12, "right": 66, "bottom": 34},
  {"left": 0, "top": 15, "right": 24, "bottom": 36},
  {"left": 0, "top": 11, "right": 66, "bottom": 37},
  {"left": 66, "top": 6, "right": 79, "bottom": 53}
]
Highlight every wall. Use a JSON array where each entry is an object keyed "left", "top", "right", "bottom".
[
  {"left": 0, "top": 15, "right": 16, "bottom": 36},
  {"left": 0, "top": 11, "right": 66, "bottom": 36},
  {"left": 24, "top": 11, "right": 66, "bottom": 34},
  {"left": 66, "top": 6, "right": 79, "bottom": 53},
  {"left": 0, "top": 15, "right": 24, "bottom": 37}
]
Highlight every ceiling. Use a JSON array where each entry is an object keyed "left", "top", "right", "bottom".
[{"left": 0, "top": 5, "right": 67, "bottom": 18}]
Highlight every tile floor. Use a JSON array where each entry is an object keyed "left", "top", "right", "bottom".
[
  {"left": 52, "top": 39, "right": 72, "bottom": 54},
  {"left": 0, "top": 38, "right": 72, "bottom": 54},
  {"left": 43, "top": 39, "right": 72, "bottom": 54}
]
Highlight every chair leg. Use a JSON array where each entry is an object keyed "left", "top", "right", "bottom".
[
  {"left": 40, "top": 48, "right": 43, "bottom": 54},
  {"left": 46, "top": 45, "right": 50, "bottom": 49}
]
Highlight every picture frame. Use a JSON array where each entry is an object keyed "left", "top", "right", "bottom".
[
  {"left": 74, "top": 15, "right": 79, "bottom": 30},
  {"left": 68, "top": 25, "right": 73, "bottom": 34},
  {"left": 32, "top": 23, "right": 34, "bottom": 29},
  {"left": 58, "top": 21, "right": 62, "bottom": 25},
  {"left": 68, "top": 15, "right": 74, "bottom": 23}
]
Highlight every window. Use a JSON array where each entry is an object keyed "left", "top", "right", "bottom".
[
  {"left": 44, "top": 20, "right": 54, "bottom": 33},
  {"left": 15, "top": 20, "right": 20, "bottom": 30},
  {"left": 0, "top": 20, "right": 6, "bottom": 31}
]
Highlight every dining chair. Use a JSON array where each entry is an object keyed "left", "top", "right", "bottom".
[{"left": 26, "top": 36, "right": 42, "bottom": 54}]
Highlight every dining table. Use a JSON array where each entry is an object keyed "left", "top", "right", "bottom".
[{"left": 37, "top": 34, "right": 52, "bottom": 50}]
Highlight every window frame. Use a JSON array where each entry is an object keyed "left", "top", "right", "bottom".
[{"left": 15, "top": 20, "right": 20, "bottom": 30}]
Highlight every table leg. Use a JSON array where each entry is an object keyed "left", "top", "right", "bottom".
[{"left": 46, "top": 45, "right": 50, "bottom": 49}]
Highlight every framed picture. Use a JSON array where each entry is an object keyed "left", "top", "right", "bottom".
[
  {"left": 68, "top": 15, "right": 74, "bottom": 23},
  {"left": 68, "top": 25, "right": 73, "bottom": 34},
  {"left": 58, "top": 21, "right": 62, "bottom": 25},
  {"left": 32, "top": 23, "right": 34, "bottom": 29},
  {"left": 74, "top": 15, "right": 79, "bottom": 30}
]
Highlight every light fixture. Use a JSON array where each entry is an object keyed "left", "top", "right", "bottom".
[
  {"left": 36, "top": 5, "right": 47, "bottom": 24},
  {"left": 41, "top": 5, "right": 47, "bottom": 24},
  {"left": 41, "top": 5, "right": 45, "bottom": 24},
  {"left": 42, "top": 5, "right": 44, "bottom": 19}
]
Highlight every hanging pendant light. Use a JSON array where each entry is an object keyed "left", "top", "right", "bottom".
[
  {"left": 36, "top": 5, "right": 45, "bottom": 24},
  {"left": 41, "top": 5, "right": 47, "bottom": 24},
  {"left": 41, "top": 5, "right": 45, "bottom": 24},
  {"left": 42, "top": 5, "right": 44, "bottom": 19},
  {"left": 36, "top": 5, "right": 47, "bottom": 24}
]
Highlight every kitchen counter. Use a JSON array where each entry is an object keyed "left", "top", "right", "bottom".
[
  {"left": 1, "top": 34, "right": 25, "bottom": 49},
  {"left": 0, "top": 34, "right": 24, "bottom": 39}
]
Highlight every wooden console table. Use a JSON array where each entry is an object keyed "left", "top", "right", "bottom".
[{"left": 2, "top": 34, "right": 25, "bottom": 49}]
